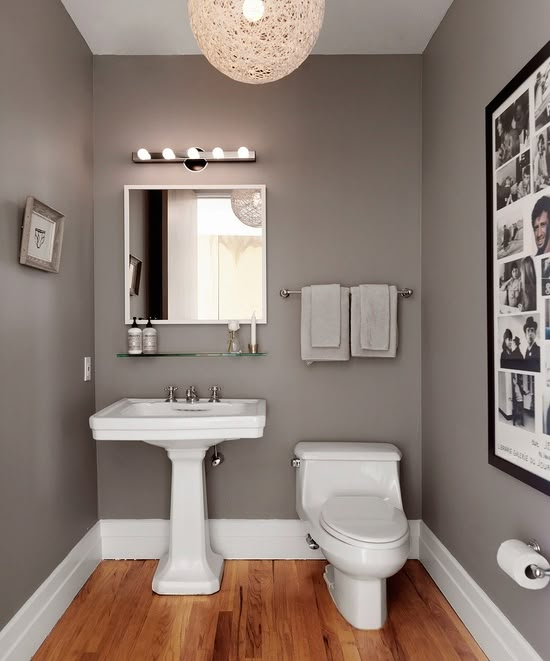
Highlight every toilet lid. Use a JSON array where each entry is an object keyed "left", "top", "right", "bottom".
[{"left": 320, "top": 496, "right": 408, "bottom": 544}]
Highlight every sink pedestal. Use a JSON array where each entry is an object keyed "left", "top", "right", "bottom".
[
  {"left": 152, "top": 447, "right": 224, "bottom": 595},
  {"left": 89, "top": 397, "right": 266, "bottom": 595}
]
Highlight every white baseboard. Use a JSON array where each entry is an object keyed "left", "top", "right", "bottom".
[
  {"left": 101, "top": 518, "right": 422, "bottom": 561},
  {"left": 101, "top": 518, "right": 327, "bottom": 560},
  {"left": 419, "top": 523, "right": 542, "bottom": 661},
  {"left": 408, "top": 519, "right": 420, "bottom": 559},
  {"left": 0, "top": 522, "right": 102, "bottom": 661}
]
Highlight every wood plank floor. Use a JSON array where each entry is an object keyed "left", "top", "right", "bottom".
[{"left": 34, "top": 560, "right": 486, "bottom": 660}]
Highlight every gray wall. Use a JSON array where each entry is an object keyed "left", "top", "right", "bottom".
[
  {"left": 0, "top": 0, "right": 96, "bottom": 628},
  {"left": 93, "top": 55, "right": 422, "bottom": 520},
  {"left": 422, "top": 0, "right": 550, "bottom": 656}
]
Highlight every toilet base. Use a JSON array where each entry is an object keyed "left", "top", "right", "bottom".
[{"left": 323, "top": 564, "right": 387, "bottom": 630}]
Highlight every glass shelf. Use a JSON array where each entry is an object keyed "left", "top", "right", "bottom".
[{"left": 117, "top": 352, "right": 267, "bottom": 358}]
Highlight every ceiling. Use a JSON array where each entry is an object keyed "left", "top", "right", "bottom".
[{"left": 60, "top": 0, "right": 454, "bottom": 56}]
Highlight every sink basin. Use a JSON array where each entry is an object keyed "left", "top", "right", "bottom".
[
  {"left": 90, "top": 397, "right": 266, "bottom": 447},
  {"left": 89, "top": 396, "right": 266, "bottom": 595}
]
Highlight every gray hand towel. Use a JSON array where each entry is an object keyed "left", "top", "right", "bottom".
[
  {"left": 301, "top": 286, "right": 350, "bottom": 363},
  {"left": 360, "top": 284, "right": 390, "bottom": 350},
  {"left": 351, "top": 286, "right": 398, "bottom": 358},
  {"left": 311, "top": 284, "right": 341, "bottom": 347}
]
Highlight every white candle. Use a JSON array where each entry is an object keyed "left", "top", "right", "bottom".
[{"left": 251, "top": 311, "right": 257, "bottom": 346}]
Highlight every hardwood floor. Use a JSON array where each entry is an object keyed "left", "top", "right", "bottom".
[{"left": 34, "top": 560, "right": 486, "bottom": 660}]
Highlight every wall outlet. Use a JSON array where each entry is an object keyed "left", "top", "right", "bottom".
[{"left": 84, "top": 356, "right": 92, "bottom": 382}]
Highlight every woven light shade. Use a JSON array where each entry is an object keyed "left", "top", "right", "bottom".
[
  {"left": 188, "top": 0, "right": 325, "bottom": 85},
  {"left": 231, "top": 189, "right": 263, "bottom": 227}
]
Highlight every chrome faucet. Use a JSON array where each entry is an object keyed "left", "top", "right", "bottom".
[
  {"left": 208, "top": 385, "right": 222, "bottom": 402},
  {"left": 185, "top": 385, "right": 200, "bottom": 403},
  {"left": 164, "top": 385, "right": 178, "bottom": 402}
]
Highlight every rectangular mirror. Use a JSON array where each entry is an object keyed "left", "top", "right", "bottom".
[{"left": 124, "top": 185, "right": 266, "bottom": 324}]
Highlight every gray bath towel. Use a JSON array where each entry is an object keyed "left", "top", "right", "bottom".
[
  {"left": 311, "top": 284, "right": 341, "bottom": 347},
  {"left": 360, "top": 284, "right": 390, "bottom": 350},
  {"left": 301, "top": 286, "right": 350, "bottom": 363},
  {"left": 351, "top": 286, "right": 398, "bottom": 358}
]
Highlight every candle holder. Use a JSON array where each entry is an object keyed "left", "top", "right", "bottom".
[{"left": 248, "top": 344, "right": 259, "bottom": 354}]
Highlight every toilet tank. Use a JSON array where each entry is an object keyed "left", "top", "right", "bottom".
[{"left": 294, "top": 442, "right": 404, "bottom": 521}]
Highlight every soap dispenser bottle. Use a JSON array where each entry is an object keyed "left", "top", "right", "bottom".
[
  {"left": 128, "top": 317, "right": 142, "bottom": 355},
  {"left": 227, "top": 320, "right": 242, "bottom": 353},
  {"left": 142, "top": 318, "right": 158, "bottom": 355}
]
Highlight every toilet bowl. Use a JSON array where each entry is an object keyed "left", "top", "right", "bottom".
[{"left": 294, "top": 442, "right": 410, "bottom": 630}]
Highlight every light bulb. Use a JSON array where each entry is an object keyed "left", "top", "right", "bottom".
[
  {"left": 237, "top": 146, "right": 250, "bottom": 159},
  {"left": 212, "top": 147, "right": 225, "bottom": 159},
  {"left": 242, "top": 0, "right": 265, "bottom": 22},
  {"left": 187, "top": 147, "right": 200, "bottom": 159},
  {"left": 162, "top": 147, "right": 176, "bottom": 160},
  {"left": 136, "top": 148, "right": 151, "bottom": 161}
]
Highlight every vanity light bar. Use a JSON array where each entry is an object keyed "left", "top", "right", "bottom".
[{"left": 132, "top": 149, "right": 256, "bottom": 163}]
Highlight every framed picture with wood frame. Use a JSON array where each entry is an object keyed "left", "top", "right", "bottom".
[
  {"left": 20, "top": 197, "right": 65, "bottom": 273},
  {"left": 486, "top": 40, "right": 550, "bottom": 497}
]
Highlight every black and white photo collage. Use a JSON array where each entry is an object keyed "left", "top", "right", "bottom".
[{"left": 494, "top": 57, "right": 550, "bottom": 479}]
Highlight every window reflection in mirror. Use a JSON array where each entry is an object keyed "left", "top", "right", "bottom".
[{"left": 125, "top": 186, "right": 266, "bottom": 324}]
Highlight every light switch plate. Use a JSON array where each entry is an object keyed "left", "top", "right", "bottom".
[{"left": 84, "top": 356, "right": 92, "bottom": 382}]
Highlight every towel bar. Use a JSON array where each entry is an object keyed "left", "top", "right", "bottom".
[{"left": 280, "top": 287, "right": 413, "bottom": 299}]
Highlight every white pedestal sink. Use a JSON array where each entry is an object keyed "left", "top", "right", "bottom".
[{"left": 89, "top": 398, "right": 266, "bottom": 595}]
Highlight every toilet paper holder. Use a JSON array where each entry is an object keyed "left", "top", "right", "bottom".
[{"left": 527, "top": 540, "right": 550, "bottom": 578}]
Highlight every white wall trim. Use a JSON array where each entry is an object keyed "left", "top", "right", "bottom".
[
  {"left": 0, "top": 522, "right": 102, "bottom": 661},
  {"left": 408, "top": 519, "right": 421, "bottom": 559},
  {"left": 419, "top": 522, "right": 542, "bottom": 661},
  {"left": 101, "top": 518, "right": 422, "bottom": 560},
  {"left": 101, "top": 518, "right": 328, "bottom": 559}
]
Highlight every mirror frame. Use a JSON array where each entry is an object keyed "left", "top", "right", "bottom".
[{"left": 124, "top": 184, "right": 267, "bottom": 325}]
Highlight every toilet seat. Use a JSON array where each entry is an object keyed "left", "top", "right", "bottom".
[{"left": 320, "top": 495, "right": 408, "bottom": 549}]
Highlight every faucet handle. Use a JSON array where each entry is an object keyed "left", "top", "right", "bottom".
[
  {"left": 164, "top": 385, "right": 178, "bottom": 402},
  {"left": 209, "top": 385, "right": 222, "bottom": 402}
]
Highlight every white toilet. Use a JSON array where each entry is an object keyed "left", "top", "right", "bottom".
[{"left": 294, "top": 441, "right": 409, "bottom": 630}]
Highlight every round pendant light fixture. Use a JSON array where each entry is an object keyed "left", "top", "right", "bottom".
[
  {"left": 231, "top": 189, "right": 263, "bottom": 227},
  {"left": 188, "top": 0, "right": 325, "bottom": 85}
]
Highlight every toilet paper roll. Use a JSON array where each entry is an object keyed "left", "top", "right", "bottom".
[{"left": 497, "top": 539, "right": 550, "bottom": 590}]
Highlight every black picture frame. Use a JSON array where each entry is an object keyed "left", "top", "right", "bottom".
[{"left": 487, "top": 40, "right": 550, "bottom": 497}]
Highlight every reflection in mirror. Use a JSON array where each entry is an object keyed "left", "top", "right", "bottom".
[{"left": 125, "top": 186, "right": 266, "bottom": 324}]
